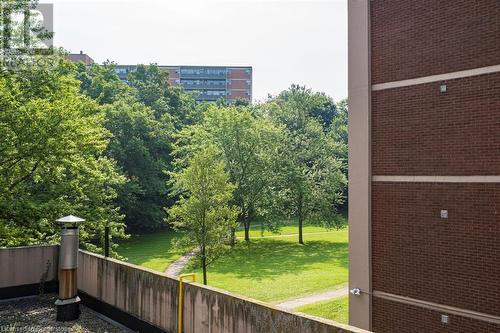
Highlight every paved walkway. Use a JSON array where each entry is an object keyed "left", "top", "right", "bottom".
[
  {"left": 164, "top": 249, "right": 198, "bottom": 277},
  {"left": 276, "top": 286, "right": 348, "bottom": 310}
]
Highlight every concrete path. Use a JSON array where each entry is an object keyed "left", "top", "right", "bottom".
[
  {"left": 164, "top": 249, "right": 198, "bottom": 277},
  {"left": 276, "top": 286, "right": 348, "bottom": 310}
]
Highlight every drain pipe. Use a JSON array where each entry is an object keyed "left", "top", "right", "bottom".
[{"left": 55, "top": 215, "right": 85, "bottom": 321}]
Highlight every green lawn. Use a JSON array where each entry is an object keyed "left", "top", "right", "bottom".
[
  {"left": 117, "top": 222, "right": 349, "bottom": 308},
  {"left": 295, "top": 296, "right": 349, "bottom": 324},
  {"left": 235, "top": 224, "right": 337, "bottom": 239},
  {"left": 117, "top": 230, "right": 187, "bottom": 271},
  {"left": 235, "top": 216, "right": 347, "bottom": 239},
  {"left": 183, "top": 229, "right": 348, "bottom": 303}
]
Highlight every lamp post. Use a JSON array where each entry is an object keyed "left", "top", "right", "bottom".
[{"left": 55, "top": 215, "right": 85, "bottom": 321}]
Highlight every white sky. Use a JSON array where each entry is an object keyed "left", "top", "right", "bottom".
[{"left": 46, "top": 0, "right": 347, "bottom": 102}]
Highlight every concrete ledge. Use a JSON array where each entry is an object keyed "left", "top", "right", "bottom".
[
  {"left": 0, "top": 245, "right": 59, "bottom": 289},
  {"left": 79, "top": 250, "right": 370, "bottom": 333},
  {"left": 0, "top": 246, "right": 370, "bottom": 333},
  {"left": 79, "top": 290, "right": 167, "bottom": 333},
  {"left": 372, "top": 175, "right": 500, "bottom": 183},
  {"left": 373, "top": 291, "right": 500, "bottom": 325},
  {"left": 372, "top": 64, "right": 500, "bottom": 91},
  {"left": 0, "top": 281, "right": 58, "bottom": 300}
]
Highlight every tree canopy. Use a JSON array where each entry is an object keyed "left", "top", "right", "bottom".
[
  {"left": 263, "top": 85, "right": 347, "bottom": 244},
  {"left": 0, "top": 54, "right": 126, "bottom": 254},
  {"left": 168, "top": 146, "right": 238, "bottom": 284},
  {"left": 75, "top": 62, "right": 200, "bottom": 231},
  {"left": 1, "top": 41, "right": 348, "bottom": 254},
  {"left": 173, "top": 105, "right": 284, "bottom": 242}
]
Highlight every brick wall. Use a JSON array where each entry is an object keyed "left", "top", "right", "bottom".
[
  {"left": 372, "top": 298, "right": 500, "bottom": 333},
  {"left": 228, "top": 68, "right": 251, "bottom": 80},
  {"left": 372, "top": 182, "right": 500, "bottom": 317},
  {"left": 227, "top": 89, "right": 250, "bottom": 100},
  {"left": 368, "top": 1, "right": 500, "bottom": 332},
  {"left": 372, "top": 72, "right": 500, "bottom": 175},
  {"left": 228, "top": 79, "right": 250, "bottom": 90},
  {"left": 371, "top": 0, "right": 500, "bottom": 84}
]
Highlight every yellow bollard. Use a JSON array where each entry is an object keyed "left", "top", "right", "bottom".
[{"left": 178, "top": 273, "right": 196, "bottom": 333}]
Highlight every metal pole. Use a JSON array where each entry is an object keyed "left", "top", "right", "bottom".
[
  {"left": 104, "top": 226, "right": 110, "bottom": 257},
  {"left": 178, "top": 273, "right": 196, "bottom": 333}
]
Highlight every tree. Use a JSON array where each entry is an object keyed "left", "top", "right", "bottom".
[
  {"left": 75, "top": 61, "right": 130, "bottom": 105},
  {"left": 0, "top": 53, "right": 126, "bottom": 255},
  {"left": 173, "top": 105, "right": 284, "bottom": 243},
  {"left": 168, "top": 146, "right": 238, "bottom": 285},
  {"left": 266, "top": 85, "right": 347, "bottom": 244},
  {"left": 75, "top": 62, "right": 197, "bottom": 231},
  {"left": 275, "top": 84, "right": 339, "bottom": 129},
  {"left": 127, "top": 64, "right": 200, "bottom": 129},
  {"left": 103, "top": 98, "right": 174, "bottom": 230},
  {"left": 328, "top": 99, "right": 348, "bottom": 211}
]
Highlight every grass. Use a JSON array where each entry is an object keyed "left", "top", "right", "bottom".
[
  {"left": 235, "top": 215, "right": 347, "bottom": 239},
  {"left": 295, "top": 296, "right": 349, "bottom": 324},
  {"left": 235, "top": 223, "right": 337, "bottom": 239},
  {"left": 117, "top": 219, "right": 349, "bottom": 309},
  {"left": 183, "top": 229, "right": 348, "bottom": 303},
  {"left": 117, "top": 230, "right": 187, "bottom": 271}
]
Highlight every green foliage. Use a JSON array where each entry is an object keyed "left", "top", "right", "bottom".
[
  {"left": 276, "top": 85, "right": 339, "bottom": 129},
  {"left": 168, "top": 146, "right": 239, "bottom": 284},
  {"left": 75, "top": 62, "right": 200, "bottom": 231},
  {"left": 127, "top": 64, "right": 200, "bottom": 128},
  {"left": 174, "top": 105, "right": 284, "bottom": 241},
  {"left": 75, "top": 61, "right": 130, "bottom": 105},
  {"left": 103, "top": 98, "right": 174, "bottom": 230},
  {"left": 328, "top": 98, "right": 348, "bottom": 187},
  {"left": 263, "top": 85, "right": 347, "bottom": 243},
  {"left": 0, "top": 53, "right": 126, "bottom": 254}
]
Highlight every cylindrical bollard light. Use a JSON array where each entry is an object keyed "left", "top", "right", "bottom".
[{"left": 55, "top": 215, "right": 85, "bottom": 322}]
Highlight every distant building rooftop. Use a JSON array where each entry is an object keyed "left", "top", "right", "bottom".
[{"left": 68, "top": 51, "right": 94, "bottom": 65}]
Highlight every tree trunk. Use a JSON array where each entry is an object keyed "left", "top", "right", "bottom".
[
  {"left": 298, "top": 196, "right": 304, "bottom": 245},
  {"left": 298, "top": 214, "right": 304, "bottom": 245},
  {"left": 244, "top": 221, "right": 250, "bottom": 242},
  {"left": 201, "top": 245, "right": 207, "bottom": 285},
  {"left": 229, "top": 227, "right": 236, "bottom": 247}
]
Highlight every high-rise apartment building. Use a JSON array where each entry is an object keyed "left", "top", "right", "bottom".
[
  {"left": 114, "top": 65, "right": 253, "bottom": 103},
  {"left": 348, "top": 1, "right": 500, "bottom": 332}
]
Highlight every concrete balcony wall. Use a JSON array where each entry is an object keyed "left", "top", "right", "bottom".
[
  {"left": 78, "top": 250, "right": 368, "bottom": 333},
  {"left": 180, "top": 73, "right": 227, "bottom": 80},
  {"left": 0, "top": 245, "right": 58, "bottom": 289},
  {"left": 0, "top": 246, "right": 369, "bottom": 333}
]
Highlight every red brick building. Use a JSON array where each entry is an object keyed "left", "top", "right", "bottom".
[
  {"left": 67, "top": 54, "right": 253, "bottom": 103},
  {"left": 115, "top": 65, "right": 252, "bottom": 103},
  {"left": 348, "top": 1, "right": 500, "bottom": 332},
  {"left": 67, "top": 51, "right": 94, "bottom": 65}
]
